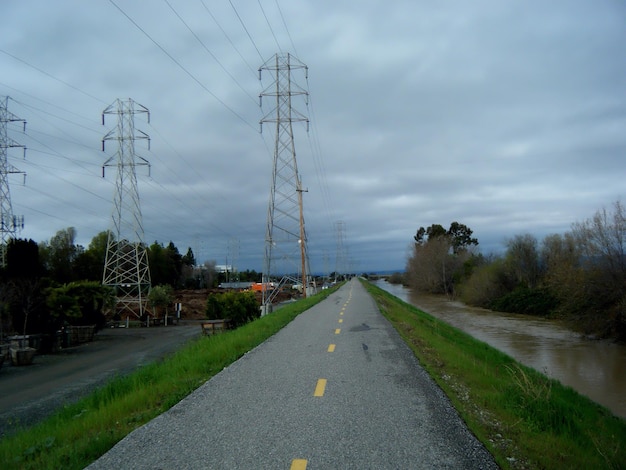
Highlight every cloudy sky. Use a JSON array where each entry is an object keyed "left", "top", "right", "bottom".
[{"left": 1, "top": 0, "right": 624, "bottom": 274}]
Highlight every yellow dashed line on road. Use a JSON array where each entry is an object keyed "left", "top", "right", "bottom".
[
  {"left": 335, "top": 328, "right": 341, "bottom": 334},
  {"left": 338, "top": 319, "right": 343, "bottom": 324},
  {"left": 328, "top": 344, "right": 335, "bottom": 352},
  {"left": 314, "top": 379, "right": 327, "bottom": 397},
  {"left": 291, "top": 459, "right": 307, "bottom": 469}
]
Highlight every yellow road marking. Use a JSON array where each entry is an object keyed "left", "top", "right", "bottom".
[
  {"left": 328, "top": 344, "right": 336, "bottom": 352},
  {"left": 314, "top": 378, "right": 327, "bottom": 397},
  {"left": 338, "top": 319, "right": 343, "bottom": 323},
  {"left": 339, "top": 311, "right": 344, "bottom": 316},
  {"left": 335, "top": 328, "right": 341, "bottom": 334},
  {"left": 291, "top": 459, "right": 307, "bottom": 470}
]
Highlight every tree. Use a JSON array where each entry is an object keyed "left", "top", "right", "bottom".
[
  {"left": 206, "top": 291, "right": 259, "bottom": 327},
  {"left": 41, "top": 227, "right": 79, "bottom": 283},
  {"left": 45, "top": 281, "right": 114, "bottom": 329},
  {"left": 408, "top": 222, "right": 479, "bottom": 294},
  {"left": 182, "top": 247, "right": 196, "bottom": 267},
  {"left": 505, "top": 234, "right": 541, "bottom": 289},
  {"left": 448, "top": 222, "right": 479, "bottom": 254},
  {"left": 148, "top": 285, "right": 174, "bottom": 317},
  {"left": 73, "top": 231, "right": 110, "bottom": 281},
  {"left": 6, "top": 238, "right": 42, "bottom": 279}
]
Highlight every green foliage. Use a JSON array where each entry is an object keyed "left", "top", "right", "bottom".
[
  {"left": 206, "top": 291, "right": 260, "bottom": 327},
  {"left": 148, "top": 241, "right": 184, "bottom": 288},
  {"left": 182, "top": 247, "right": 195, "bottom": 267},
  {"left": 147, "top": 285, "right": 174, "bottom": 317},
  {"left": 489, "top": 287, "right": 559, "bottom": 316},
  {"left": 45, "top": 281, "right": 114, "bottom": 329}
]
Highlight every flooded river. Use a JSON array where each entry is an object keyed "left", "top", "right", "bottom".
[{"left": 375, "top": 280, "right": 626, "bottom": 419}]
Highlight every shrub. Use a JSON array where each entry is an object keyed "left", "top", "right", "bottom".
[
  {"left": 205, "top": 291, "right": 260, "bottom": 327},
  {"left": 490, "top": 286, "right": 559, "bottom": 316}
]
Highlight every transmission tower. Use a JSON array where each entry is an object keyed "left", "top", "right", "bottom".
[
  {"left": 335, "top": 220, "right": 348, "bottom": 281},
  {"left": 101, "top": 98, "right": 151, "bottom": 319},
  {"left": 0, "top": 96, "right": 26, "bottom": 268},
  {"left": 259, "top": 53, "right": 313, "bottom": 310}
]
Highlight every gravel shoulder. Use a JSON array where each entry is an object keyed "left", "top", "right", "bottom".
[{"left": 0, "top": 321, "right": 203, "bottom": 438}]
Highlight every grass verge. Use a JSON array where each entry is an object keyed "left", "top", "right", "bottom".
[
  {"left": 0, "top": 287, "right": 338, "bottom": 470},
  {"left": 363, "top": 280, "right": 626, "bottom": 469}
]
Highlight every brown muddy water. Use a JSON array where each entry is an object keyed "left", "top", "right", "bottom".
[{"left": 375, "top": 280, "right": 626, "bottom": 419}]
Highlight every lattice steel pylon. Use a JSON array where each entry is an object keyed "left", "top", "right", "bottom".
[
  {"left": 259, "top": 53, "right": 313, "bottom": 311},
  {"left": 101, "top": 98, "right": 151, "bottom": 319},
  {"left": 0, "top": 96, "right": 26, "bottom": 268},
  {"left": 334, "top": 221, "right": 348, "bottom": 281}
]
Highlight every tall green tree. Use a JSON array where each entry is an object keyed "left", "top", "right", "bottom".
[
  {"left": 40, "top": 227, "right": 79, "bottom": 283},
  {"left": 73, "top": 231, "right": 110, "bottom": 281},
  {"left": 182, "top": 247, "right": 196, "bottom": 266}
]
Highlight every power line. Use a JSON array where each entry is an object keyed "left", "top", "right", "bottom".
[
  {"left": 199, "top": 0, "right": 258, "bottom": 78},
  {"left": 228, "top": 0, "right": 265, "bottom": 62},
  {"left": 108, "top": 0, "right": 257, "bottom": 132},
  {"left": 0, "top": 49, "right": 106, "bottom": 105},
  {"left": 258, "top": 0, "right": 282, "bottom": 53},
  {"left": 163, "top": 0, "right": 258, "bottom": 105},
  {"left": 274, "top": 0, "right": 298, "bottom": 56}
]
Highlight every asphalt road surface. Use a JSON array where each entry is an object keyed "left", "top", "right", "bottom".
[
  {"left": 0, "top": 320, "right": 202, "bottom": 438},
  {"left": 89, "top": 279, "right": 498, "bottom": 469}
]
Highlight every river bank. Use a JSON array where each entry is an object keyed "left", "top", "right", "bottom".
[{"left": 375, "top": 279, "right": 626, "bottom": 419}]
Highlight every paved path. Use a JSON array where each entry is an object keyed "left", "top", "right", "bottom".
[{"left": 89, "top": 279, "right": 498, "bottom": 469}]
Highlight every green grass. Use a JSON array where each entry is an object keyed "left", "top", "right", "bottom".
[
  {"left": 0, "top": 287, "right": 339, "bottom": 470},
  {"left": 362, "top": 280, "right": 626, "bottom": 470}
]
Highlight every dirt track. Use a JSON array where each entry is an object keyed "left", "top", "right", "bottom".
[{"left": 0, "top": 321, "right": 203, "bottom": 438}]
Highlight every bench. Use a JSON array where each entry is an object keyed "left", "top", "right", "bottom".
[{"left": 201, "top": 319, "right": 232, "bottom": 335}]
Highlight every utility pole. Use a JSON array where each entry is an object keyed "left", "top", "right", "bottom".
[
  {"left": 259, "top": 53, "right": 312, "bottom": 312},
  {"left": 0, "top": 96, "right": 26, "bottom": 268},
  {"left": 101, "top": 98, "right": 151, "bottom": 319}
]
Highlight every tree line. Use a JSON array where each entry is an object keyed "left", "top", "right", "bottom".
[
  {"left": 0, "top": 227, "right": 261, "bottom": 341},
  {"left": 405, "top": 201, "right": 626, "bottom": 341}
]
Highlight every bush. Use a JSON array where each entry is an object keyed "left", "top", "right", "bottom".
[
  {"left": 206, "top": 292, "right": 260, "bottom": 327},
  {"left": 490, "top": 287, "right": 559, "bottom": 316}
]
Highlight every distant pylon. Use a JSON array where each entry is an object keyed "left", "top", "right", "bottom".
[
  {"left": 259, "top": 53, "right": 312, "bottom": 310},
  {"left": 335, "top": 221, "right": 347, "bottom": 281},
  {"left": 0, "top": 96, "right": 26, "bottom": 268},
  {"left": 101, "top": 98, "right": 151, "bottom": 319}
]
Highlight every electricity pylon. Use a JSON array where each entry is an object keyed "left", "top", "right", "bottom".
[
  {"left": 259, "top": 53, "right": 312, "bottom": 311},
  {"left": 0, "top": 96, "right": 26, "bottom": 268},
  {"left": 335, "top": 221, "right": 348, "bottom": 281},
  {"left": 101, "top": 98, "right": 151, "bottom": 319}
]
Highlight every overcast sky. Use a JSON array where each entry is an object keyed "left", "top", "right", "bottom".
[{"left": 1, "top": 0, "right": 624, "bottom": 273}]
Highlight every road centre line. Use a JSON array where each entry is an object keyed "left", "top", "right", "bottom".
[
  {"left": 314, "top": 379, "right": 327, "bottom": 397},
  {"left": 328, "top": 344, "right": 336, "bottom": 352},
  {"left": 290, "top": 459, "right": 307, "bottom": 469},
  {"left": 338, "top": 319, "right": 343, "bottom": 323},
  {"left": 335, "top": 328, "right": 341, "bottom": 334}
]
